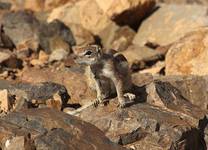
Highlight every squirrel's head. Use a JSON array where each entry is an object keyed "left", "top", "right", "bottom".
[{"left": 73, "top": 44, "right": 102, "bottom": 65}]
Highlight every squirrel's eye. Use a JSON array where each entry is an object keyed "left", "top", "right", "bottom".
[{"left": 84, "top": 51, "right": 92, "bottom": 56}]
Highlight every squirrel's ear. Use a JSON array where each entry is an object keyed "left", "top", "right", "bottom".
[{"left": 96, "top": 45, "right": 102, "bottom": 54}]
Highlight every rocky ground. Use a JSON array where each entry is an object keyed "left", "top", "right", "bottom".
[{"left": 0, "top": 0, "right": 207, "bottom": 150}]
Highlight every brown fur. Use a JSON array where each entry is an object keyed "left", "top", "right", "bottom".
[{"left": 74, "top": 45, "right": 134, "bottom": 108}]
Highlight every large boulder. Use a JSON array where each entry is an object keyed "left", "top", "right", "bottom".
[
  {"left": 165, "top": 28, "right": 208, "bottom": 75},
  {"left": 38, "top": 19, "right": 76, "bottom": 53},
  {"left": 48, "top": 0, "right": 156, "bottom": 34},
  {"left": 0, "top": 108, "right": 125, "bottom": 150},
  {"left": 133, "top": 4, "right": 208, "bottom": 46},
  {"left": 48, "top": 0, "right": 113, "bottom": 35},
  {"left": 95, "top": 0, "right": 156, "bottom": 29},
  {"left": 1, "top": 10, "right": 40, "bottom": 51},
  {"left": 1, "top": 10, "right": 76, "bottom": 53}
]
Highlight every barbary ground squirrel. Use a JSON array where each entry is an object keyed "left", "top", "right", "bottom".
[{"left": 74, "top": 44, "right": 135, "bottom": 108}]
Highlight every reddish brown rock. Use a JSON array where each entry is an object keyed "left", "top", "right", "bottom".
[
  {"left": 78, "top": 100, "right": 206, "bottom": 150},
  {"left": 21, "top": 67, "right": 96, "bottom": 105}
]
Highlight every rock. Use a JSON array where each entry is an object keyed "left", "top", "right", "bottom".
[
  {"left": 11, "top": 82, "right": 70, "bottom": 107},
  {"left": 0, "top": 50, "right": 23, "bottom": 69},
  {"left": 132, "top": 73, "right": 208, "bottom": 111},
  {"left": 48, "top": 0, "right": 113, "bottom": 34},
  {"left": 69, "top": 23, "right": 95, "bottom": 46},
  {"left": 0, "top": 89, "right": 10, "bottom": 112},
  {"left": 4, "top": 136, "right": 27, "bottom": 150},
  {"left": 139, "top": 61, "right": 165, "bottom": 75},
  {"left": 49, "top": 49, "right": 69, "bottom": 62},
  {"left": 153, "top": 75, "right": 208, "bottom": 111},
  {"left": 38, "top": 50, "right": 49, "bottom": 63},
  {"left": 0, "top": 80, "right": 70, "bottom": 110},
  {"left": 78, "top": 101, "right": 206, "bottom": 150},
  {"left": 21, "top": 67, "right": 96, "bottom": 105},
  {"left": 0, "top": 25, "right": 15, "bottom": 50},
  {"left": 146, "top": 80, "right": 206, "bottom": 120},
  {"left": 8, "top": 0, "right": 73, "bottom": 12},
  {"left": 133, "top": 4, "right": 208, "bottom": 46},
  {"left": 8, "top": 0, "right": 44, "bottom": 12},
  {"left": 0, "top": 50, "right": 11, "bottom": 63},
  {"left": 121, "top": 45, "right": 164, "bottom": 71},
  {"left": 111, "top": 26, "right": 136, "bottom": 51},
  {"left": 0, "top": 1, "right": 11, "bottom": 10},
  {"left": 165, "top": 28, "right": 208, "bottom": 75},
  {"left": 38, "top": 19, "right": 75, "bottom": 53},
  {"left": 44, "top": 0, "right": 73, "bottom": 11},
  {"left": 48, "top": 0, "right": 155, "bottom": 34},
  {"left": 1, "top": 10, "right": 40, "bottom": 51},
  {"left": 99, "top": 24, "right": 136, "bottom": 51},
  {"left": 0, "top": 108, "right": 125, "bottom": 150},
  {"left": 1, "top": 10, "right": 75, "bottom": 53},
  {"left": 157, "top": 0, "right": 208, "bottom": 5},
  {"left": 30, "top": 50, "right": 49, "bottom": 66},
  {"left": 95, "top": 0, "right": 156, "bottom": 29}
]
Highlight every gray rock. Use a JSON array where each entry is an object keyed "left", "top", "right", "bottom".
[
  {"left": 38, "top": 19, "right": 76, "bottom": 53},
  {"left": 0, "top": 80, "right": 70, "bottom": 110},
  {"left": 1, "top": 11, "right": 76, "bottom": 54},
  {"left": 78, "top": 101, "right": 206, "bottom": 150},
  {"left": 0, "top": 108, "right": 126, "bottom": 150},
  {"left": 1, "top": 10, "right": 40, "bottom": 51}
]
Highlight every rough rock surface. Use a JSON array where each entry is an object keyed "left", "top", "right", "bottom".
[
  {"left": 0, "top": 80, "right": 70, "bottom": 111},
  {"left": 157, "top": 0, "right": 208, "bottom": 5},
  {"left": 1, "top": 10, "right": 76, "bottom": 53},
  {"left": 166, "top": 28, "right": 208, "bottom": 75},
  {"left": 95, "top": 0, "right": 156, "bottom": 29},
  {"left": 48, "top": 0, "right": 156, "bottom": 34},
  {"left": 121, "top": 45, "right": 164, "bottom": 71},
  {"left": 100, "top": 25, "right": 136, "bottom": 51},
  {"left": 21, "top": 67, "right": 96, "bottom": 105},
  {"left": 133, "top": 73, "right": 208, "bottom": 111},
  {"left": 38, "top": 19, "right": 75, "bottom": 53},
  {"left": 133, "top": 4, "right": 208, "bottom": 46},
  {"left": 1, "top": 10, "right": 40, "bottom": 51},
  {"left": 48, "top": 0, "right": 113, "bottom": 34},
  {"left": 78, "top": 100, "right": 206, "bottom": 150},
  {"left": 0, "top": 1, "right": 208, "bottom": 150},
  {"left": 0, "top": 108, "right": 125, "bottom": 150}
]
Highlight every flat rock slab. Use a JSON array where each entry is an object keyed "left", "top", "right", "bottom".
[
  {"left": 78, "top": 98, "right": 206, "bottom": 149},
  {"left": 0, "top": 108, "right": 125, "bottom": 150}
]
